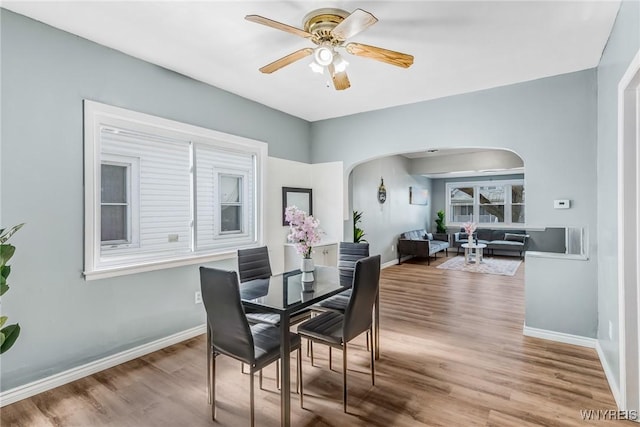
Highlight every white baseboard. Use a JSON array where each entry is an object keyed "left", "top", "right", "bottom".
[
  {"left": 522, "top": 324, "right": 597, "bottom": 348},
  {"left": 595, "top": 340, "right": 623, "bottom": 410},
  {"left": 0, "top": 324, "right": 207, "bottom": 407},
  {"left": 522, "top": 325, "right": 625, "bottom": 410},
  {"left": 381, "top": 259, "right": 399, "bottom": 269}
]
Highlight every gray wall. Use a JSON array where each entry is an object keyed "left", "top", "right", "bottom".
[
  {"left": 312, "top": 69, "right": 599, "bottom": 338},
  {"left": 349, "top": 155, "right": 432, "bottom": 264},
  {"left": 596, "top": 0, "right": 640, "bottom": 391},
  {"left": 430, "top": 174, "right": 525, "bottom": 228},
  {"left": 0, "top": 10, "right": 311, "bottom": 391}
]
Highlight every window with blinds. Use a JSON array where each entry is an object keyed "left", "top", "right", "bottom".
[{"left": 84, "top": 101, "right": 267, "bottom": 279}]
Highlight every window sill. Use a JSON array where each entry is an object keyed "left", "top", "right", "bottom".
[
  {"left": 84, "top": 250, "right": 238, "bottom": 280},
  {"left": 448, "top": 223, "right": 528, "bottom": 230},
  {"left": 525, "top": 251, "right": 589, "bottom": 261}
]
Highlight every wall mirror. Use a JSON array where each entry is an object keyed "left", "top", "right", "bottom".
[{"left": 282, "top": 187, "right": 313, "bottom": 225}]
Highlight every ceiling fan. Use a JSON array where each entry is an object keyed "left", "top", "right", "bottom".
[{"left": 245, "top": 8, "right": 414, "bottom": 91}]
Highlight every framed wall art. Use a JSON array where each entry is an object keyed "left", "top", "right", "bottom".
[{"left": 409, "top": 186, "right": 429, "bottom": 205}]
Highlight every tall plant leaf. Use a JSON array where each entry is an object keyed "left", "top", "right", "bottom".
[
  {"left": 0, "top": 244, "right": 16, "bottom": 266},
  {"left": 0, "top": 316, "right": 7, "bottom": 328},
  {"left": 0, "top": 323, "right": 20, "bottom": 354},
  {"left": 1, "top": 264, "right": 9, "bottom": 296},
  {"left": 0, "top": 282, "right": 8, "bottom": 297},
  {"left": 0, "top": 223, "right": 24, "bottom": 244}
]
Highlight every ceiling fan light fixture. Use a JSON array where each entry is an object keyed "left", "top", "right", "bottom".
[
  {"left": 332, "top": 52, "right": 348, "bottom": 73},
  {"left": 309, "top": 61, "right": 324, "bottom": 74},
  {"left": 313, "top": 46, "right": 334, "bottom": 66}
]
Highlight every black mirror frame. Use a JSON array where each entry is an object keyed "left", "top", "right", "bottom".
[{"left": 282, "top": 187, "right": 313, "bottom": 225}]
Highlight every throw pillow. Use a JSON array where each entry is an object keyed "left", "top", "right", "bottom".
[
  {"left": 459, "top": 232, "right": 468, "bottom": 239},
  {"left": 504, "top": 233, "right": 526, "bottom": 243},
  {"left": 424, "top": 233, "right": 434, "bottom": 240}
]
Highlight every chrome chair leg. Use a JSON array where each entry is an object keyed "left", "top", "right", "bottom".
[
  {"left": 370, "top": 326, "right": 375, "bottom": 386},
  {"left": 297, "top": 347, "right": 304, "bottom": 408},
  {"left": 211, "top": 352, "right": 216, "bottom": 421},
  {"left": 276, "top": 360, "right": 280, "bottom": 390},
  {"left": 343, "top": 343, "right": 348, "bottom": 413},
  {"left": 259, "top": 368, "right": 263, "bottom": 390},
  {"left": 310, "top": 341, "right": 314, "bottom": 367},
  {"left": 207, "top": 325, "right": 212, "bottom": 405},
  {"left": 329, "top": 347, "right": 332, "bottom": 370},
  {"left": 250, "top": 369, "right": 255, "bottom": 427}
]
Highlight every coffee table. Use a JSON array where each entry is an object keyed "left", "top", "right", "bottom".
[{"left": 462, "top": 243, "right": 487, "bottom": 265}]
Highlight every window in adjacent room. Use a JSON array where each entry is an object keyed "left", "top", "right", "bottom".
[
  {"left": 446, "top": 179, "right": 524, "bottom": 227},
  {"left": 84, "top": 100, "right": 267, "bottom": 279},
  {"left": 511, "top": 184, "right": 525, "bottom": 223},
  {"left": 449, "top": 186, "right": 474, "bottom": 223},
  {"left": 478, "top": 185, "right": 505, "bottom": 224}
]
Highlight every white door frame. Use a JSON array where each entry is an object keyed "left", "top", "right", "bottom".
[{"left": 617, "top": 48, "right": 640, "bottom": 416}]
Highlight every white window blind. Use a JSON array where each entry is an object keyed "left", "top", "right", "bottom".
[
  {"left": 194, "top": 143, "right": 256, "bottom": 250},
  {"left": 100, "top": 128, "right": 192, "bottom": 262},
  {"left": 84, "top": 100, "right": 267, "bottom": 279}
]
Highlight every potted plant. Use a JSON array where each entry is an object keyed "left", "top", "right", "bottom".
[
  {"left": 1, "top": 223, "right": 24, "bottom": 354},
  {"left": 435, "top": 210, "right": 447, "bottom": 234},
  {"left": 353, "top": 210, "right": 367, "bottom": 243}
]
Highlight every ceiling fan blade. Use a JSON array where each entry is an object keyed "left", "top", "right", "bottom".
[
  {"left": 328, "top": 64, "right": 351, "bottom": 91},
  {"left": 245, "top": 15, "right": 312, "bottom": 39},
  {"left": 259, "top": 48, "right": 314, "bottom": 74},
  {"left": 345, "top": 42, "right": 414, "bottom": 68},
  {"left": 331, "top": 9, "right": 378, "bottom": 40}
]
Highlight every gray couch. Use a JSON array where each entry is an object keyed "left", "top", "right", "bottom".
[
  {"left": 398, "top": 229, "right": 450, "bottom": 265},
  {"left": 453, "top": 228, "right": 529, "bottom": 259}
]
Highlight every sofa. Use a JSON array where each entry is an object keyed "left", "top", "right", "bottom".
[
  {"left": 398, "top": 229, "right": 450, "bottom": 265},
  {"left": 452, "top": 228, "right": 529, "bottom": 259}
]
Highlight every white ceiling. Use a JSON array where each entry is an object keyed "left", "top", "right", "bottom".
[{"left": 3, "top": 1, "right": 620, "bottom": 122}]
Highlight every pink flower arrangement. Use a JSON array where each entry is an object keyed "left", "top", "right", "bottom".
[
  {"left": 285, "top": 206, "right": 321, "bottom": 259},
  {"left": 463, "top": 221, "right": 477, "bottom": 236}
]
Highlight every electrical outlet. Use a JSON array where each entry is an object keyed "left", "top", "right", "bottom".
[
  {"left": 168, "top": 234, "right": 179, "bottom": 242},
  {"left": 608, "top": 320, "right": 613, "bottom": 339},
  {"left": 391, "top": 245, "right": 395, "bottom": 252},
  {"left": 195, "top": 291, "right": 202, "bottom": 304}
]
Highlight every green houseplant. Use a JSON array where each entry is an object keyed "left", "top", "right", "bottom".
[
  {"left": 353, "top": 210, "right": 367, "bottom": 243},
  {"left": 0, "top": 223, "right": 24, "bottom": 354},
  {"left": 435, "top": 210, "right": 447, "bottom": 234}
]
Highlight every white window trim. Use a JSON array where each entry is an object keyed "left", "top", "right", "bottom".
[
  {"left": 445, "top": 179, "right": 525, "bottom": 228},
  {"left": 84, "top": 100, "right": 267, "bottom": 280}
]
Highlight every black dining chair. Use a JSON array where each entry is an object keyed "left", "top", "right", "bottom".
[
  {"left": 238, "top": 247, "right": 281, "bottom": 326},
  {"left": 238, "top": 246, "right": 313, "bottom": 326},
  {"left": 315, "top": 242, "right": 370, "bottom": 308},
  {"left": 200, "top": 266, "right": 303, "bottom": 426},
  {"left": 309, "top": 242, "right": 371, "bottom": 365},
  {"left": 237, "top": 246, "right": 313, "bottom": 385},
  {"left": 297, "top": 255, "right": 381, "bottom": 413}
]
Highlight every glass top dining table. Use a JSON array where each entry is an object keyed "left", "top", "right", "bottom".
[{"left": 239, "top": 265, "right": 347, "bottom": 427}]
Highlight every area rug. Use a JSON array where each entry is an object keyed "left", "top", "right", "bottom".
[{"left": 436, "top": 256, "right": 522, "bottom": 276}]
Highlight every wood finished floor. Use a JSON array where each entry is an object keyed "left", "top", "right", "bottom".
[{"left": 1, "top": 254, "right": 630, "bottom": 426}]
